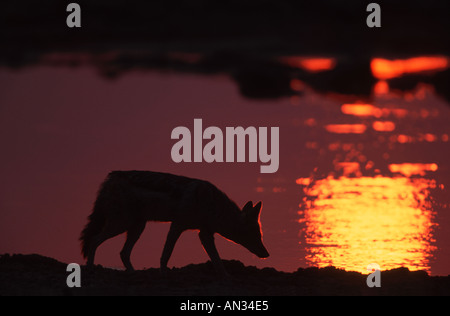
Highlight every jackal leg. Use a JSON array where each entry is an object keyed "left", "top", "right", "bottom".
[
  {"left": 120, "top": 221, "right": 146, "bottom": 271},
  {"left": 199, "top": 230, "right": 226, "bottom": 275},
  {"left": 87, "top": 220, "right": 127, "bottom": 267},
  {"left": 160, "top": 223, "right": 183, "bottom": 274}
]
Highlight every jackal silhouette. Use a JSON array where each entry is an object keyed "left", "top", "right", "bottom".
[{"left": 80, "top": 171, "right": 269, "bottom": 274}]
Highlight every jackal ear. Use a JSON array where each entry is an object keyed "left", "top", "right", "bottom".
[
  {"left": 251, "top": 201, "right": 262, "bottom": 218},
  {"left": 242, "top": 201, "right": 253, "bottom": 213},
  {"left": 253, "top": 201, "right": 262, "bottom": 214}
]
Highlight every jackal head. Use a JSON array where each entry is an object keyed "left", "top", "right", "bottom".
[{"left": 228, "top": 201, "right": 270, "bottom": 258}]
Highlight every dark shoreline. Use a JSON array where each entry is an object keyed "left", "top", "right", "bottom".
[
  {"left": 1, "top": 1, "right": 449, "bottom": 102},
  {"left": 1, "top": 253, "right": 449, "bottom": 296}
]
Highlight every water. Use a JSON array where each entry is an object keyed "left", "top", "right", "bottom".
[
  {"left": 299, "top": 176, "right": 437, "bottom": 274},
  {"left": 0, "top": 56, "right": 449, "bottom": 275},
  {"left": 293, "top": 71, "right": 450, "bottom": 275}
]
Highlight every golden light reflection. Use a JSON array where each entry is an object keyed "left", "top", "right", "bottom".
[
  {"left": 373, "top": 80, "right": 390, "bottom": 95},
  {"left": 394, "top": 133, "right": 444, "bottom": 145},
  {"left": 396, "top": 134, "right": 413, "bottom": 143},
  {"left": 371, "top": 56, "right": 449, "bottom": 80},
  {"left": 389, "top": 163, "right": 438, "bottom": 177},
  {"left": 298, "top": 176, "right": 436, "bottom": 274},
  {"left": 325, "top": 124, "right": 367, "bottom": 134},
  {"left": 341, "top": 103, "right": 382, "bottom": 117},
  {"left": 280, "top": 57, "right": 337, "bottom": 72},
  {"left": 340, "top": 103, "right": 409, "bottom": 119},
  {"left": 423, "top": 134, "right": 437, "bottom": 142},
  {"left": 334, "top": 162, "right": 361, "bottom": 177},
  {"left": 372, "top": 121, "right": 396, "bottom": 132}
]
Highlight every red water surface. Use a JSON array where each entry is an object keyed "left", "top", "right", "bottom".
[{"left": 1, "top": 58, "right": 449, "bottom": 275}]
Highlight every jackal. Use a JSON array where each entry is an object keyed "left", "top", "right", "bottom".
[{"left": 80, "top": 171, "right": 269, "bottom": 274}]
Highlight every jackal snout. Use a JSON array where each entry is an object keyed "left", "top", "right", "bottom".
[
  {"left": 250, "top": 241, "right": 270, "bottom": 259},
  {"left": 241, "top": 230, "right": 270, "bottom": 259},
  {"left": 233, "top": 201, "right": 269, "bottom": 259},
  {"left": 256, "top": 244, "right": 270, "bottom": 259}
]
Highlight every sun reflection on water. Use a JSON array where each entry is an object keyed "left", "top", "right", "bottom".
[
  {"left": 280, "top": 56, "right": 336, "bottom": 73},
  {"left": 298, "top": 176, "right": 437, "bottom": 274},
  {"left": 285, "top": 54, "right": 449, "bottom": 275},
  {"left": 371, "top": 56, "right": 449, "bottom": 80}
]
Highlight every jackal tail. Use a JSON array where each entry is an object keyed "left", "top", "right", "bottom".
[{"left": 80, "top": 208, "right": 106, "bottom": 259}]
